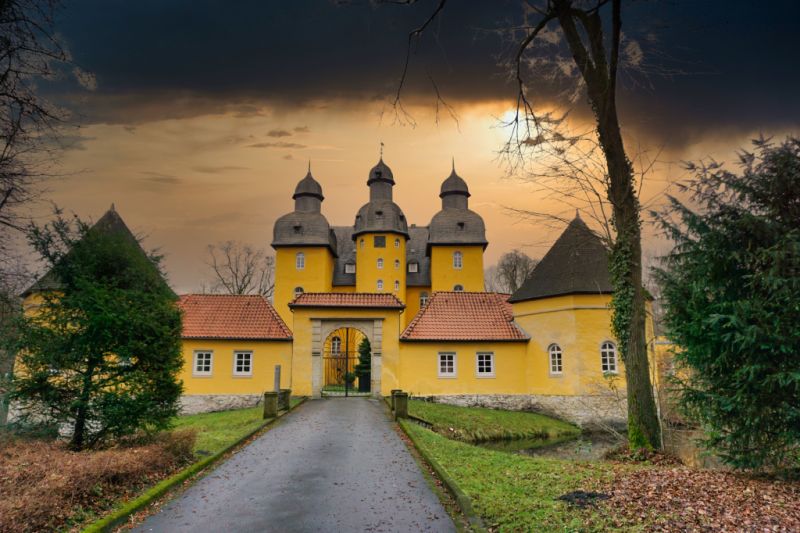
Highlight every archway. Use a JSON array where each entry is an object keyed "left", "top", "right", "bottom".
[{"left": 322, "top": 327, "right": 369, "bottom": 396}]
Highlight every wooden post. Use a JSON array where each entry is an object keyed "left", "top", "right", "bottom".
[
  {"left": 394, "top": 392, "right": 409, "bottom": 420},
  {"left": 390, "top": 389, "right": 402, "bottom": 411},
  {"left": 279, "top": 389, "right": 291, "bottom": 410},
  {"left": 263, "top": 391, "right": 279, "bottom": 419},
  {"left": 274, "top": 365, "right": 281, "bottom": 392}
]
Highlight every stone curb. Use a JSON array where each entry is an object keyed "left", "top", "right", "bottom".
[
  {"left": 397, "top": 418, "right": 487, "bottom": 533},
  {"left": 82, "top": 397, "right": 308, "bottom": 533}
]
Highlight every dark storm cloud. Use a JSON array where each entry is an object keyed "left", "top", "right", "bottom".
[{"left": 54, "top": 0, "right": 800, "bottom": 147}]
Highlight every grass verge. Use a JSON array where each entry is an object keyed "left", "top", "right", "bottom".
[
  {"left": 82, "top": 397, "right": 306, "bottom": 533},
  {"left": 401, "top": 421, "right": 645, "bottom": 532},
  {"left": 408, "top": 399, "right": 580, "bottom": 443}
]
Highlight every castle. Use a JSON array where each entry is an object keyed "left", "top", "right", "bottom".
[{"left": 23, "top": 158, "right": 663, "bottom": 427}]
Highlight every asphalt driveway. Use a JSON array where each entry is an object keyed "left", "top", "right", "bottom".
[{"left": 133, "top": 398, "right": 455, "bottom": 533}]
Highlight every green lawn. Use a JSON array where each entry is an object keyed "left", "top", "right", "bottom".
[
  {"left": 408, "top": 399, "right": 580, "bottom": 443},
  {"left": 173, "top": 398, "right": 302, "bottom": 455},
  {"left": 402, "top": 421, "right": 643, "bottom": 532}
]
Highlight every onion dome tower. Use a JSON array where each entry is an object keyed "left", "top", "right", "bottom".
[
  {"left": 272, "top": 167, "right": 334, "bottom": 249},
  {"left": 271, "top": 166, "right": 337, "bottom": 325},
  {"left": 352, "top": 157, "right": 409, "bottom": 299},
  {"left": 427, "top": 162, "right": 487, "bottom": 292},
  {"left": 353, "top": 158, "right": 409, "bottom": 239}
]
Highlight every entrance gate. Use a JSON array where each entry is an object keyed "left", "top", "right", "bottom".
[{"left": 322, "top": 327, "right": 369, "bottom": 397}]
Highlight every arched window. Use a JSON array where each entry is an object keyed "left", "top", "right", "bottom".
[
  {"left": 601, "top": 341, "right": 618, "bottom": 373},
  {"left": 453, "top": 250, "right": 463, "bottom": 269},
  {"left": 548, "top": 344, "right": 563, "bottom": 374},
  {"left": 394, "top": 238, "right": 400, "bottom": 248},
  {"left": 377, "top": 279, "right": 384, "bottom": 291},
  {"left": 295, "top": 252, "right": 305, "bottom": 270},
  {"left": 394, "top": 280, "right": 400, "bottom": 291},
  {"left": 394, "top": 259, "right": 400, "bottom": 269},
  {"left": 293, "top": 286, "right": 304, "bottom": 299},
  {"left": 377, "top": 258, "right": 384, "bottom": 269},
  {"left": 420, "top": 291, "right": 429, "bottom": 307},
  {"left": 331, "top": 336, "right": 341, "bottom": 355},
  {"left": 360, "top": 238, "right": 365, "bottom": 248},
  {"left": 453, "top": 284, "right": 464, "bottom": 292}
]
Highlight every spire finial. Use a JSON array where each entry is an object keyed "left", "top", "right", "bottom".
[
  {"left": 452, "top": 156, "right": 455, "bottom": 172},
  {"left": 308, "top": 160, "right": 311, "bottom": 174},
  {"left": 110, "top": 202, "right": 116, "bottom": 212},
  {"left": 380, "top": 141, "right": 384, "bottom": 159},
  {"left": 575, "top": 208, "right": 581, "bottom": 219}
]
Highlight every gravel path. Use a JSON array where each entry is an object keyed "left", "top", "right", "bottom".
[{"left": 134, "top": 398, "right": 455, "bottom": 533}]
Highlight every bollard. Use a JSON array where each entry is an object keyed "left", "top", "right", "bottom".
[
  {"left": 394, "top": 392, "right": 409, "bottom": 420},
  {"left": 279, "top": 389, "right": 291, "bottom": 411},
  {"left": 390, "top": 389, "right": 402, "bottom": 411},
  {"left": 263, "top": 391, "right": 279, "bottom": 419}
]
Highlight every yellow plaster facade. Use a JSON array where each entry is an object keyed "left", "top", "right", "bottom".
[
  {"left": 354, "top": 232, "right": 407, "bottom": 302},
  {"left": 273, "top": 246, "right": 335, "bottom": 326},
  {"left": 430, "top": 245, "right": 484, "bottom": 292},
  {"left": 180, "top": 339, "right": 292, "bottom": 395}
]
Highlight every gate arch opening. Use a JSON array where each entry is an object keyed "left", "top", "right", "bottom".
[{"left": 322, "top": 327, "right": 369, "bottom": 396}]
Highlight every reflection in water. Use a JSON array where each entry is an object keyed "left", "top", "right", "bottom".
[{"left": 476, "top": 433, "right": 622, "bottom": 461}]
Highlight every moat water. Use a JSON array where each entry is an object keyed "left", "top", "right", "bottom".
[{"left": 475, "top": 432, "right": 621, "bottom": 461}]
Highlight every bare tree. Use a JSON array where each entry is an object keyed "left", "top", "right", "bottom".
[
  {"left": 387, "top": 0, "right": 663, "bottom": 449},
  {"left": 487, "top": 249, "right": 538, "bottom": 294},
  {"left": 0, "top": 0, "right": 70, "bottom": 239},
  {"left": 206, "top": 241, "right": 275, "bottom": 298}
]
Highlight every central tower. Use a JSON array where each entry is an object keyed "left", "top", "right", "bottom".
[{"left": 353, "top": 158, "right": 409, "bottom": 302}]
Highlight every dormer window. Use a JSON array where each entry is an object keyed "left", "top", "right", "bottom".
[
  {"left": 375, "top": 210, "right": 384, "bottom": 218},
  {"left": 293, "top": 224, "right": 303, "bottom": 234},
  {"left": 457, "top": 222, "right": 465, "bottom": 230},
  {"left": 408, "top": 262, "right": 419, "bottom": 273},
  {"left": 345, "top": 263, "right": 356, "bottom": 274}
]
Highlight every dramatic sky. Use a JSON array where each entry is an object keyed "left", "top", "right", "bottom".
[{"left": 32, "top": 0, "right": 800, "bottom": 292}]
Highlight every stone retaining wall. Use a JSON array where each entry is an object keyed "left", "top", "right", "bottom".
[
  {"left": 416, "top": 394, "right": 627, "bottom": 429},
  {"left": 179, "top": 394, "right": 262, "bottom": 415}
]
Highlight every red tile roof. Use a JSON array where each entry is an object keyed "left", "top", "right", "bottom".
[
  {"left": 178, "top": 294, "right": 292, "bottom": 340},
  {"left": 289, "top": 292, "right": 405, "bottom": 309},
  {"left": 401, "top": 292, "right": 529, "bottom": 342}
]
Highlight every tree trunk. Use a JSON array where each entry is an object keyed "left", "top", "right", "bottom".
[
  {"left": 70, "top": 364, "right": 95, "bottom": 450},
  {"left": 595, "top": 90, "right": 661, "bottom": 450}
]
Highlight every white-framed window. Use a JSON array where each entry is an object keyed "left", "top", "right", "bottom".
[
  {"left": 453, "top": 250, "right": 463, "bottom": 269},
  {"left": 453, "top": 284, "right": 464, "bottom": 292},
  {"left": 476, "top": 352, "right": 494, "bottom": 377},
  {"left": 360, "top": 238, "right": 365, "bottom": 248},
  {"left": 345, "top": 263, "right": 356, "bottom": 274},
  {"left": 377, "top": 258, "right": 384, "bottom": 269},
  {"left": 408, "top": 262, "right": 419, "bottom": 273},
  {"left": 377, "top": 279, "right": 384, "bottom": 291},
  {"left": 331, "top": 336, "right": 341, "bottom": 355},
  {"left": 420, "top": 291, "right": 429, "bottom": 307},
  {"left": 394, "top": 238, "right": 400, "bottom": 248},
  {"left": 296, "top": 252, "right": 305, "bottom": 270},
  {"left": 601, "top": 341, "right": 618, "bottom": 373},
  {"left": 233, "top": 351, "right": 252, "bottom": 377},
  {"left": 193, "top": 351, "right": 213, "bottom": 376},
  {"left": 394, "top": 259, "right": 400, "bottom": 269},
  {"left": 548, "top": 344, "right": 563, "bottom": 374},
  {"left": 294, "top": 286, "right": 304, "bottom": 299},
  {"left": 438, "top": 352, "right": 456, "bottom": 378},
  {"left": 394, "top": 280, "right": 400, "bottom": 291}
]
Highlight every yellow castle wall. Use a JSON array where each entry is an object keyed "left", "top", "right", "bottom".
[
  {"left": 355, "top": 233, "right": 407, "bottom": 303},
  {"left": 430, "top": 245, "right": 484, "bottom": 292},
  {"left": 273, "top": 246, "right": 335, "bottom": 327}
]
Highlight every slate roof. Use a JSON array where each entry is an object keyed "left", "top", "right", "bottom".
[
  {"left": 22, "top": 206, "right": 172, "bottom": 297},
  {"left": 509, "top": 215, "right": 612, "bottom": 303},
  {"left": 293, "top": 171, "right": 324, "bottom": 200},
  {"left": 178, "top": 294, "right": 292, "bottom": 340},
  {"left": 406, "top": 225, "right": 432, "bottom": 286},
  {"left": 401, "top": 292, "right": 529, "bottom": 342},
  {"left": 427, "top": 207, "right": 487, "bottom": 248},
  {"left": 289, "top": 292, "right": 405, "bottom": 309},
  {"left": 332, "top": 226, "right": 356, "bottom": 286}
]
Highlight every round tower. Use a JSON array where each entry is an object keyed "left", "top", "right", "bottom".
[
  {"left": 272, "top": 167, "right": 337, "bottom": 324},
  {"left": 428, "top": 163, "right": 487, "bottom": 292},
  {"left": 353, "top": 158, "right": 408, "bottom": 301}
]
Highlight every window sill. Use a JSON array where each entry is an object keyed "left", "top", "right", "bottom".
[
  {"left": 232, "top": 374, "right": 253, "bottom": 379},
  {"left": 437, "top": 375, "right": 457, "bottom": 379},
  {"left": 191, "top": 374, "right": 213, "bottom": 378}
]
